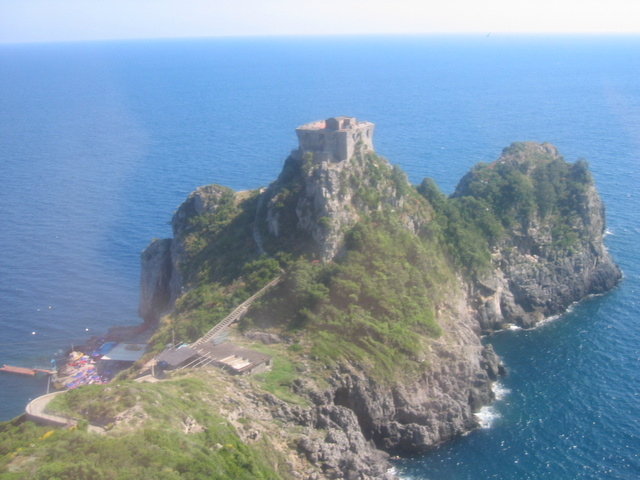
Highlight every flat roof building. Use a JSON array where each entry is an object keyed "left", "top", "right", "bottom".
[
  {"left": 155, "top": 342, "right": 272, "bottom": 375},
  {"left": 197, "top": 342, "right": 272, "bottom": 375}
]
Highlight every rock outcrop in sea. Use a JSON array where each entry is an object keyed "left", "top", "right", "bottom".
[
  {"left": 139, "top": 118, "right": 621, "bottom": 479},
  {"left": 463, "top": 143, "right": 621, "bottom": 331}
]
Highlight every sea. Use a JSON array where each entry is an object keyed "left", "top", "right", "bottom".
[{"left": 0, "top": 35, "right": 638, "bottom": 479}]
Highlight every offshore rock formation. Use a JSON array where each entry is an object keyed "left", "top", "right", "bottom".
[
  {"left": 139, "top": 119, "right": 620, "bottom": 479},
  {"left": 463, "top": 143, "right": 621, "bottom": 331}
]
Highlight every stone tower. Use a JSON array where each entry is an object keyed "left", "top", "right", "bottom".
[{"left": 295, "top": 116, "right": 375, "bottom": 162}]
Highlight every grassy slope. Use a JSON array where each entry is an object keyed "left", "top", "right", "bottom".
[{"left": 1, "top": 375, "right": 290, "bottom": 480}]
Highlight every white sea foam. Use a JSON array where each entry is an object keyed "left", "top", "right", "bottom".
[
  {"left": 392, "top": 468, "right": 417, "bottom": 480},
  {"left": 492, "top": 380, "right": 511, "bottom": 400},
  {"left": 502, "top": 306, "right": 570, "bottom": 333},
  {"left": 475, "top": 405, "right": 500, "bottom": 429},
  {"left": 537, "top": 313, "right": 562, "bottom": 327},
  {"left": 475, "top": 381, "right": 510, "bottom": 429}
]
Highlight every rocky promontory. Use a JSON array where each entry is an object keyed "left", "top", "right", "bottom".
[
  {"left": 462, "top": 142, "right": 621, "bottom": 331},
  {"left": 137, "top": 118, "right": 620, "bottom": 479}
]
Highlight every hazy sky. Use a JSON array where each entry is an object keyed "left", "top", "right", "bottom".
[{"left": 1, "top": 0, "right": 639, "bottom": 43}]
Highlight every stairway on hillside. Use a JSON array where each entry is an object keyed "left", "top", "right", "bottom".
[{"left": 190, "top": 273, "right": 282, "bottom": 348}]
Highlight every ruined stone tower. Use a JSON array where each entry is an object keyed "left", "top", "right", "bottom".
[{"left": 294, "top": 116, "right": 374, "bottom": 162}]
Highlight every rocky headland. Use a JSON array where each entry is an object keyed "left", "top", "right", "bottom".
[{"left": 136, "top": 118, "right": 620, "bottom": 479}]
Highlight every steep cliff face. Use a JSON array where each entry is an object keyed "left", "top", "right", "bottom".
[
  {"left": 138, "top": 184, "right": 233, "bottom": 323},
  {"left": 319, "top": 289, "right": 503, "bottom": 454},
  {"left": 138, "top": 238, "right": 173, "bottom": 324},
  {"left": 261, "top": 146, "right": 427, "bottom": 262},
  {"left": 458, "top": 143, "right": 622, "bottom": 331},
  {"left": 138, "top": 125, "right": 620, "bottom": 480}
]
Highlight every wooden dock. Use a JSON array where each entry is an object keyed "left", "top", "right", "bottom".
[
  {"left": 1, "top": 364, "right": 36, "bottom": 376},
  {"left": 0, "top": 365, "right": 54, "bottom": 376}
]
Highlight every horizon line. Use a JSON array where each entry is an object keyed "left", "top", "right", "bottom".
[{"left": 2, "top": 31, "right": 640, "bottom": 46}]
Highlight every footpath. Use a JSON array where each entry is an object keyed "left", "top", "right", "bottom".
[{"left": 26, "top": 386, "right": 104, "bottom": 434}]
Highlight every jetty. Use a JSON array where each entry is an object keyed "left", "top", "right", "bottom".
[{"left": 0, "top": 364, "right": 54, "bottom": 376}]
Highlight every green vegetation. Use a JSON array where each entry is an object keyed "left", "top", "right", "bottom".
[
  {"left": 418, "top": 177, "right": 497, "bottom": 275},
  {"left": 47, "top": 383, "right": 137, "bottom": 425},
  {"left": 417, "top": 142, "right": 596, "bottom": 273},
  {"left": 150, "top": 254, "right": 281, "bottom": 349},
  {"left": 181, "top": 187, "right": 259, "bottom": 285},
  {"left": 249, "top": 344, "right": 309, "bottom": 406},
  {"left": 0, "top": 379, "right": 285, "bottom": 480},
  {"left": 453, "top": 144, "right": 593, "bottom": 250},
  {"left": 149, "top": 184, "right": 282, "bottom": 348},
  {"left": 247, "top": 209, "right": 451, "bottom": 382}
]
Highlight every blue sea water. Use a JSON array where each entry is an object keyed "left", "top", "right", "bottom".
[{"left": 0, "top": 35, "right": 638, "bottom": 478}]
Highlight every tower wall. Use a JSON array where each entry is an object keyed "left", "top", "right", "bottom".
[{"left": 295, "top": 117, "right": 374, "bottom": 162}]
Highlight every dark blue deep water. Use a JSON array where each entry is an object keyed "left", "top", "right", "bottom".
[{"left": 1, "top": 35, "right": 638, "bottom": 478}]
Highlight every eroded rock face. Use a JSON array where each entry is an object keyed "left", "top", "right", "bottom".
[
  {"left": 293, "top": 157, "right": 359, "bottom": 261},
  {"left": 321, "top": 289, "right": 503, "bottom": 456},
  {"left": 222, "top": 384, "right": 397, "bottom": 480},
  {"left": 468, "top": 145, "right": 621, "bottom": 331},
  {"left": 138, "top": 238, "right": 173, "bottom": 325},
  {"left": 263, "top": 147, "right": 424, "bottom": 262},
  {"left": 262, "top": 149, "right": 374, "bottom": 261},
  {"left": 297, "top": 405, "right": 395, "bottom": 480},
  {"left": 138, "top": 184, "right": 232, "bottom": 323},
  {"left": 473, "top": 242, "right": 620, "bottom": 331}
]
